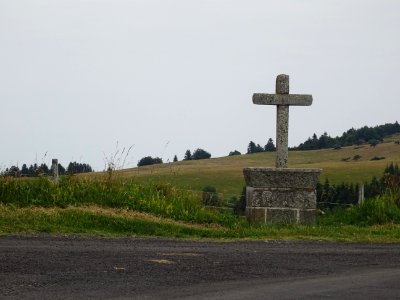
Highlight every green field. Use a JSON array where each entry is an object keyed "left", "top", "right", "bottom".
[{"left": 99, "top": 140, "right": 400, "bottom": 200}]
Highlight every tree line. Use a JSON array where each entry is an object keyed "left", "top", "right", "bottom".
[
  {"left": 228, "top": 138, "right": 276, "bottom": 156},
  {"left": 238, "top": 122, "right": 399, "bottom": 156},
  {"left": 2, "top": 162, "right": 93, "bottom": 177},
  {"left": 317, "top": 163, "right": 400, "bottom": 210},
  {"left": 137, "top": 148, "right": 212, "bottom": 167},
  {"left": 135, "top": 121, "right": 400, "bottom": 167},
  {"left": 296, "top": 121, "right": 400, "bottom": 151}
]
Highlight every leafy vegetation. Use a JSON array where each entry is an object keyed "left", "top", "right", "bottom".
[
  {"left": 319, "top": 190, "right": 400, "bottom": 226},
  {"left": 0, "top": 176, "right": 235, "bottom": 226},
  {"left": 247, "top": 141, "right": 266, "bottom": 154},
  {"left": 317, "top": 162, "right": 400, "bottom": 210},
  {"left": 192, "top": 148, "right": 211, "bottom": 160},
  {"left": 137, "top": 156, "right": 163, "bottom": 167},
  {"left": 2, "top": 161, "right": 93, "bottom": 177},
  {"left": 202, "top": 185, "right": 220, "bottom": 206},
  {"left": 183, "top": 148, "right": 212, "bottom": 160},
  {"left": 67, "top": 162, "right": 93, "bottom": 174},
  {"left": 228, "top": 150, "right": 241, "bottom": 156}
]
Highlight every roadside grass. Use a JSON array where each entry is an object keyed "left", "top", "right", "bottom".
[
  {"left": 1, "top": 205, "right": 400, "bottom": 242},
  {"left": 0, "top": 176, "right": 237, "bottom": 226},
  {"left": 1, "top": 183, "right": 400, "bottom": 243},
  {"left": 2, "top": 155, "right": 400, "bottom": 242}
]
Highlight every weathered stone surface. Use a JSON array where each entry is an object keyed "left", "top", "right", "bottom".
[
  {"left": 276, "top": 74, "right": 289, "bottom": 94},
  {"left": 252, "top": 74, "right": 314, "bottom": 169},
  {"left": 244, "top": 168, "right": 319, "bottom": 224},
  {"left": 266, "top": 208, "right": 297, "bottom": 224},
  {"left": 51, "top": 158, "right": 59, "bottom": 182},
  {"left": 276, "top": 105, "right": 289, "bottom": 168},
  {"left": 299, "top": 209, "right": 316, "bottom": 224},
  {"left": 247, "top": 187, "right": 316, "bottom": 209},
  {"left": 243, "top": 168, "right": 321, "bottom": 188},
  {"left": 246, "top": 207, "right": 265, "bottom": 223},
  {"left": 252, "top": 94, "right": 313, "bottom": 106}
]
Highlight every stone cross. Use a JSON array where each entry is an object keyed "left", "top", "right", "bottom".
[{"left": 253, "top": 74, "right": 313, "bottom": 168}]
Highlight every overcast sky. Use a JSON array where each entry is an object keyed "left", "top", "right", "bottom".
[{"left": 1, "top": 0, "right": 399, "bottom": 170}]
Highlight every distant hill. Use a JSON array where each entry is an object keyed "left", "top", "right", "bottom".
[{"left": 107, "top": 137, "right": 400, "bottom": 200}]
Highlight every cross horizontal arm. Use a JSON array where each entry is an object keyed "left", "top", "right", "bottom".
[{"left": 253, "top": 94, "right": 313, "bottom": 106}]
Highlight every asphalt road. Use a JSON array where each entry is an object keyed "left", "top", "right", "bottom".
[{"left": 1, "top": 235, "right": 400, "bottom": 299}]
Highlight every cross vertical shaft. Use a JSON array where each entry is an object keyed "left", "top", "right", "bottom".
[
  {"left": 276, "top": 105, "right": 289, "bottom": 168},
  {"left": 275, "top": 74, "right": 289, "bottom": 168}
]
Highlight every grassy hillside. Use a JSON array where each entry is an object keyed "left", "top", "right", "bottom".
[{"left": 98, "top": 139, "right": 400, "bottom": 200}]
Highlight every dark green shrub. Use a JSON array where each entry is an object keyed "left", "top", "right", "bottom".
[
  {"left": 192, "top": 149, "right": 211, "bottom": 160},
  {"left": 370, "top": 156, "right": 385, "bottom": 161},
  {"left": 137, "top": 156, "right": 163, "bottom": 167},
  {"left": 202, "top": 185, "right": 219, "bottom": 206},
  {"left": 233, "top": 186, "right": 247, "bottom": 216},
  {"left": 228, "top": 150, "right": 241, "bottom": 156}
]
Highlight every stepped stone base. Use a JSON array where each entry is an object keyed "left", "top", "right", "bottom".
[{"left": 243, "top": 167, "right": 321, "bottom": 225}]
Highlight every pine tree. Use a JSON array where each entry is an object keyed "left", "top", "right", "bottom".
[
  {"left": 184, "top": 150, "right": 192, "bottom": 160},
  {"left": 264, "top": 138, "right": 276, "bottom": 152},
  {"left": 21, "top": 164, "right": 29, "bottom": 176},
  {"left": 247, "top": 141, "right": 256, "bottom": 154}
]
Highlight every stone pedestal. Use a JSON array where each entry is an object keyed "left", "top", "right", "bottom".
[{"left": 243, "top": 168, "right": 321, "bottom": 224}]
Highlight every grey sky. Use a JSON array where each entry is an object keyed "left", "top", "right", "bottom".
[{"left": 1, "top": 0, "right": 399, "bottom": 170}]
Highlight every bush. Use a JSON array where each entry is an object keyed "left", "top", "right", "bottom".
[
  {"left": 192, "top": 149, "right": 211, "bottom": 160},
  {"left": 370, "top": 156, "right": 385, "bottom": 161},
  {"left": 202, "top": 185, "right": 219, "bottom": 206},
  {"left": 369, "top": 139, "right": 380, "bottom": 147},
  {"left": 137, "top": 156, "right": 163, "bottom": 167},
  {"left": 228, "top": 150, "right": 241, "bottom": 156},
  {"left": 333, "top": 144, "right": 342, "bottom": 150},
  {"left": 232, "top": 186, "right": 247, "bottom": 216}
]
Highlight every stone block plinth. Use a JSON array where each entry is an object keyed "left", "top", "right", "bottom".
[{"left": 243, "top": 168, "right": 321, "bottom": 225}]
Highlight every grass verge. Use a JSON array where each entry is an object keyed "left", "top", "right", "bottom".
[{"left": 2, "top": 205, "right": 400, "bottom": 243}]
